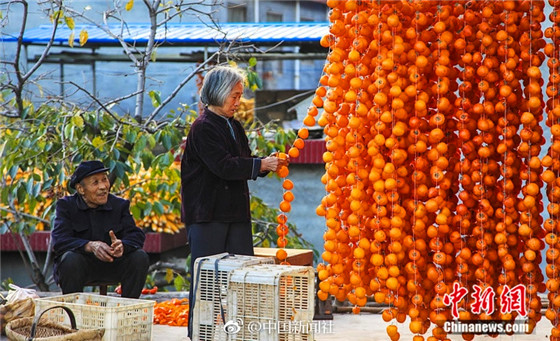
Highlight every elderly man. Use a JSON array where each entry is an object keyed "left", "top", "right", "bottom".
[{"left": 52, "top": 160, "right": 149, "bottom": 298}]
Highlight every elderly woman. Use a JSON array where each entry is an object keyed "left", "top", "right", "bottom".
[
  {"left": 52, "top": 160, "right": 149, "bottom": 298},
  {"left": 181, "top": 65, "right": 285, "bottom": 337}
]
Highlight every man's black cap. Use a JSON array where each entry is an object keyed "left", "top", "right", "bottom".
[{"left": 70, "top": 160, "right": 109, "bottom": 189}]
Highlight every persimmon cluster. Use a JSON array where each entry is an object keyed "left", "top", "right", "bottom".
[{"left": 305, "top": 1, "right": 558, "bottom": 340}]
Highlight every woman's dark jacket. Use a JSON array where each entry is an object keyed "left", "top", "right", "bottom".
[
  {"left": 51, "top": 193, "right": 146, "bottom": 281},
  {"left": 181, "top": 107, "right": 264, "bottom": 225}
]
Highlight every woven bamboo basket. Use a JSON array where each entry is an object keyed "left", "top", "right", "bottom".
[{"left": 6, "top": 305, "right": 104, "bottom": 341}]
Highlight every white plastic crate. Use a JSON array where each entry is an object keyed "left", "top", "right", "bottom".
[
  {"left": 192, "top": 253, "right": 275, "bottom": 341},
  {"left": 227, "top": 264, "right": 315, "bottom": 341},
  {"left": 34, "top": 293, "right": 154, "bottom": 341}
]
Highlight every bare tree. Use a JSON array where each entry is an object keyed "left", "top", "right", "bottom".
[{"left": 0, "top": 0, "right": 268, "bottom": 290}]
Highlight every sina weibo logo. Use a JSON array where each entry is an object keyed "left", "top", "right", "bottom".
[{"left": 223, "top": 318, "right": 243, "bottom": 334}]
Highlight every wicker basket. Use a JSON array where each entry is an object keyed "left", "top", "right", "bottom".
[{"left": 6, "top": 305, "right": 105, "bottom": 341}]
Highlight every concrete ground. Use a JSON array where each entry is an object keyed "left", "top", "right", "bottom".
[
  {"left": 1, "top": 311, "right": 555, "bottom": 340},
  {"left": 152, "top": 313, "right": 555, "bottom": 341},
  {"left": 1, "top": 290, "right": 553, "bottom": 341}
]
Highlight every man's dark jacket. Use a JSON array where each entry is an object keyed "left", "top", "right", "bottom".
[
  {"left": 181, "top": 107, "right": 264, "bottom": 225},
  {"left": 51, "top": 193, "right": 146, "bottom": 282}
]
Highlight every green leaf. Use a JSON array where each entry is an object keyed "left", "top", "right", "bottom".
[
  {"left": 122, "top": 174, "right": 130, "bottom": 188},
  {"left": 156, "top": 152, "right": 171, "bottom": 169},
  {"left": 17, "top": 185, "right": 26, "bottom": 204},
  {"left": 9, "top": 166, "right": 18, "bottom": 179},
  {"left": 92, "top": 136, "right": 104, "bottom": 149},
  {"left": 153, "top": 201, "right": 164, "bottom": 215},
  {"left": 32, "top": 183, "right": 42, "bottom": 197},
  {"left": 143, "top": 202, "right": 152, "bottom": 217},
  {"left": 64, "top": 16, "right": 75, "bottom": 30},
  {"left": 166, "top": 269, "right": 175, "bottom": 284},
  {"left": 26, "top": 178, "right": 34, "bottom": 196},
  {"left": 0, "top": 140, "right": 6, "bottom": 159},
  {"left": 149, "top": 90, "right": 161, "bottom": 108},
  {"left": 147, "top": 135, "right": 156, "bottom": 148},
  {"left": 112, "top": 148, "right": 120, "bottom": 161},
  {"left": 135, "top": 134, "right": 147, "bottom": 152},
  {"left": 36, "top": 83, "right": 44, "bottom": 98},
  {"left": 114, "top": 162, "right": 125, "bottom": 179},
  {"left": 248, "top": 57, "right": 257, "bottom": 67},
  {"left": 162, "top": 133, "right": 172, "bottom": 151},
  {"left": 173, "top": 274, "right": 185, "bottom": 291},
  {"left": 141, "top": 152, "right": 153, "bottom": 169},
  {"left": 247, "top": 71, "right": 255, "bottom": 87},
  {"left": 131, "top": 205, "right": 141, "bottom": 220},
  {"left": 50, "top": 10, "right": 63, "bottom": 23},
  {"left": 125, "top": 130, "right": 137, "bottom": 143},
  {"left": 21, "top": 106, "right": 30, "bottom": 119},
  {"left": 71, "top": 115, "right": 84, "bottom": 128}
]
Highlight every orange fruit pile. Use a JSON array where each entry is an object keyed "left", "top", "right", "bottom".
[{"left": 306, "top": 1, "right": 560, "bottom": 340}]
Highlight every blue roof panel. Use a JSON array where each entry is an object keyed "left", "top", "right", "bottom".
[{"left": 2, "top": 22, "right": 329, "bottom": 46}]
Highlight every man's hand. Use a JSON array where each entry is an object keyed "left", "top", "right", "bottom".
[
  {"left": 85, "top": 240, "right": 115, "bottom": 262},
  {"left": 85, "top": 230, "right": 123, "bottom": 262},
  {"left": 109, "top": 230, "right": 124, "bottom": 258}
]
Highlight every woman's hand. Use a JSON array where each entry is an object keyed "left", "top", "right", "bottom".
[
  {"left": 260, "top": 157, "right": 279, "bottom": 172},
  {"left": 260, "top": 153, "right": 289, "bottom": 172}
]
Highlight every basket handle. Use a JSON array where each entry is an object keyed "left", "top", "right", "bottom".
[{"left": 27, "top": 305, "right": 77, "bottom": 341}]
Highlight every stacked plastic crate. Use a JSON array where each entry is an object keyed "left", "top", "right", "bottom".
[
  {"left": 227, "top": 264, "right": 315, "bottom": 341},
  {"left": 191, "top": 253, "right": 274, "bottom": 341}
]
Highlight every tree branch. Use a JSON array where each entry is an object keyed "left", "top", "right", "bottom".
[
  {"left": 103, "top": 90, "right": 143, "bottom": 107},
  {"left": 21, "top": 5, "right": 61, "bottom": 84},
  {"left": 62, "top": 7, "right": 140, "bottom": 65},
  {"left": 67, "top": 81, "right": 144, "bottom": 130},
  {"left": 155, "top": 1, "right": 216, "bottom": 26},
  {"left": 12, "top": 0, "right": 27, "bottom": 87},
  {"left": 142, "top": 50, "right": 220, "bottom": 125},
  {"left": 0, "top": 206, "right": 50, "bottom": 224}
]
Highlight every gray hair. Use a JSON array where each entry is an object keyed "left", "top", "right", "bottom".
[{"left": 200, "top": 66, "right": 245, "bottom": 106}]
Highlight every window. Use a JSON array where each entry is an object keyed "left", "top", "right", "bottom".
[
  {"left": 228, "top": 3, "right": 247, "bottom": 22},
  {"left": 264, "top": 12, "right": 283, "bottom": 75},
  {"left": 266, "top": 12, "right": 283, "bottom": 23}
]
